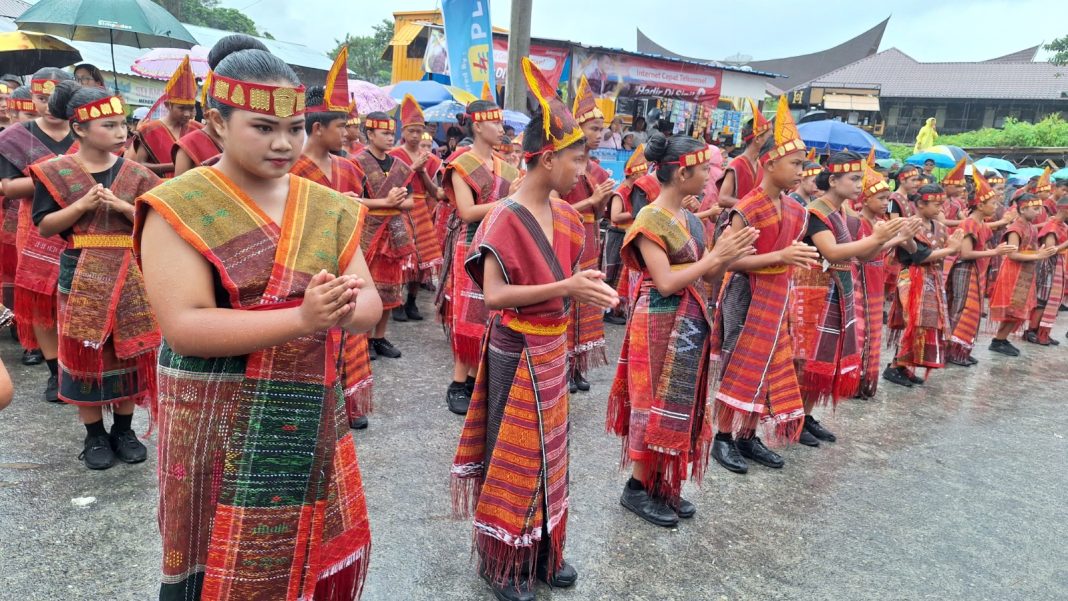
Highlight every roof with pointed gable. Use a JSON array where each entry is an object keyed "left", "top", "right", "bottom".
[{"left": 794, "top": 48, "right": 1068, "bottom": 100}]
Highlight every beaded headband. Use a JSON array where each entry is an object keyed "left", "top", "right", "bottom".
[
  {"left": 895, "top": 165, "right": 920, "bottom": 180},
  {"left": 9, "top": 98, "right": 36, "bottom": 113},
  {"left": 470, "top": 107, "right": 502, "bottom": 122},
  {"left": 864, "top": 180, "right": 890, "bottom": 197},
  {"left": 363, "top": 117, "right": 395, "bottom": 132},
  {"left": 660, "top": 145, "right": 712, "bottom": 168},
  {"left": 1017, "top": 196, "right": 1044, "bottom": 209},
  {"left": 30, "top": 78, "right": 58, "bottom": 95},
  {"left": 828, "top": 160, "right": 864, "bottom": 174},
  {"left": 919, "top": 192, "right": 946, "bottom": 203},
  {"left": 72, "top": 96, "right": 125, "bottom": 123},
  {"left": 208, "top": 74, "right": 306, "bottom": 118},
  {"left": 801, "top": 165, "right": 822, "bottom": 177}
]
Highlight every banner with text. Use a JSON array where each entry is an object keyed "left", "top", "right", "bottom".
[
  {"left": 441, "top": 0, "right": 495, "bottom": 98},
  {"left": 571, "top": 48, "right": 723, "bottom": 104},
  {"left": 424, "top": 30, "right": 570, "bottom": 89}
]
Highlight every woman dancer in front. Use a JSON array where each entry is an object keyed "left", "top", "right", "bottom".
[
  {"left": 136, "top": 37, "right": 380, "bottom": 600},
  {"left": 608, "top": 134, "right": 757, "bottom": 528},
  {"left": 32, "top": 82, "right": 161, "bottom": 470}
]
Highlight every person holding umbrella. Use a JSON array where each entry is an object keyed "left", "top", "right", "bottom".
[
  {"left": 126, "top": 55, "right": 201, "bottom": 177},
  {"left": 0, "top": 67, "right": 75, "bottom": 399},
  {"left": 136, "top": 34, "right": 377, "bottom": 600}
]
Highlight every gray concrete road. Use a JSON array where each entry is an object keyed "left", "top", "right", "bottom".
[{"left": 1, "top": 300, "right": 1066, "bottom": 600}]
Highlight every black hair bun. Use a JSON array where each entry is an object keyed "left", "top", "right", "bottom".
[
  {"left": 645, "top": 133, "right": 669, "bottom": 163},
  {"left": 208, "top": 34, "right": 269, "bottom": 70},
  {"left": 47, "top": 80, "right": 81, "bottom": 119}
]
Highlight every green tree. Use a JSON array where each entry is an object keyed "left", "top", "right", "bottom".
[
  {"left": 1046, "top": 35, "right": 1068, "bottom": 66},
  {"left": 153, "top": 0, "right": 258, "bottom": 36},
  {"left": 330, "top": 19, "right": 394, "bottom": 85}
]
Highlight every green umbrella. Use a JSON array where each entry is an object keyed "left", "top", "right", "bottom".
[{"left": 16, "top": 0, "right": 197, "bottom": 91}]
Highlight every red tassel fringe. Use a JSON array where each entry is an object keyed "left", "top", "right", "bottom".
[
  {"left": 313, "top": 545, "right": 371, "bottom": 601},
  {"left": 474, "top": 512, "right": 567, "bottom": 591},
  {"left": 453, "top": 335, "right": 483, "bottom": 367}
]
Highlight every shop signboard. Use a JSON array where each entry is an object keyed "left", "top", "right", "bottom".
[{"left": 572, "top": 48, "right": 722, "bottom": 105}]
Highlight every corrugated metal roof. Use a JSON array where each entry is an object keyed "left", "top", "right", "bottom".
[
  {"left": 798, "top": 48, "right": 1068, "bottom": 101},
  {"left": 390, "top": 22, "right": 424, "bottom": 47}
]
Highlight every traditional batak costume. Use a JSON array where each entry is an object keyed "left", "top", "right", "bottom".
[
  {"left": 134, "top": 55, "right": 202, "bottom": 178},
  {"left": 945, "top": 171, "right": 999, "bottom": 365},
  {"left": 850, "top": 165, "right": 892, "bottom": 398}
]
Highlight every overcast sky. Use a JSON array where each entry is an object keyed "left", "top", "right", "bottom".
[{"left": 223, "top": 0, "right": 1068, "bottom": 63}]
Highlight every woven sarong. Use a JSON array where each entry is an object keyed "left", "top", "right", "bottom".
[
  {"left": 0, "top": 195, "right": 17, "bottom": 307},
  {"left": 894, "top": 223, "right": 949, "bottom": 371},
  {"left": 990, "top": 220, "right": 1038, "bottom": 326},
  {"left": 390, "top": 147, "right": 444, "bottom": 284},
  {"left": 352, "top": 149, "right": 416, "bottom": 310},
  {"left": 172, "top": 127, "right": 221, "bottom": 168},
  {"left": 607, "top": 206, "right": 711, "bottom": 502},
  {"left": 137, "top": 166, "right": 371, "bottom": 601},
  {"left": 453, "top": 198, "right": 582, "bottom": 588},
  {"left": 136, "top": 119, "right": 201, "bottom": 178},
  {"left": 945, "top": 219, "right": 993, "bottom": 362},
  {"left": 1031, "top": 221, "right": 1068, "bottom": 341}
]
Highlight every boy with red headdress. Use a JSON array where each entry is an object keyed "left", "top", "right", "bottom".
[
  {"left": 717, "top": 98, "right": 771, "bottom": 208},
  {"left": 1025, "top": 191, "right": 1068, "bottom": 345},
  {"left": 126, "top": 55, "right": 202, "bottom": 177},
  {"left": 390, "top": 93, "right": 444, "bottom": 321}
]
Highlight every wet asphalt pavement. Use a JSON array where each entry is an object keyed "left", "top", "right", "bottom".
[{"left": 1, "top": 298, "right": 1066, "bottom": 601}]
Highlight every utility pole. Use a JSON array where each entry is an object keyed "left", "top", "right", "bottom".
[{"left": 504, "top": 0, "right": 532, "bottom": 112}]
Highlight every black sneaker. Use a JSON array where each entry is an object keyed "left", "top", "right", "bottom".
[
  {"left": 43, "top": 375, "right": 60, "bottom": 403},
  {"left": 535, "top": 559, "right": 578, "bottom": 588},
  {"left": 947, "top": 356, "right": 971, "bottom": 367},
  {"left": 349, "top": 415, "right": 368, "bottom": 430},
  {"left": 620, "top": 484, "right": 678, "bottom": 527},
  {"left": 404, "top": 298, "right": 424, "bottom": 321},
  {"left": 573, "top": 372, "right": 590, "bottom": 392},
  {"left": 672, "top": 496, "right": 696, "bottom": 519},
  {"left": 736, "top": 436, "right": 786, "bottom": 467},
  {"left": 905, "top": 369, "right": 925, "bottom": 385},
  {"left": 368, "top": 341, "right": 377, "bottom": 361},
  {"left": 391, "top": 306, "right": 408, "bottom": 323},
  {"left": 21, "top": 349, "right": 43, "bottom": 366},
  {"left": 481, "top": 574, "right": 534, "bottom": 601},
  {"left": 989, "top": 339, "right": 1020, "bottom": 357},
  {"left": 446, "top": 382, "right": 470, "bottom": 415},
  {"left": 568, "top": 377, "right": 578, "bottom": 394},
  {"left": 882, "top": 365, "right": 913, "bottom": 387},
  {"left": 1023, "top": 330, "right": 1043, "bottom": 345},
  {"left": 711, "top": 434, "right": 748, "bottom": 474},
  {"left": 371, "top": 338, "right": 401, "bottom": 359},
  {"left": 798, "top": 430, "right": 821, "bottom": 447},
  {"left": 603, "top": 312, "right": 626, "bottom": 325},
  {"left": 79, "top": 433, "right": 115, "bottom": 470},
  {"left": 966, "top": 355, "right": 979, "bottom": 366},
  {"left": 1049, "top": 338, "right": 1060, "bottom": 347},
  {"left": 804, "top": 415, "right": 837, "bottom": 442},
  {"left": 110, "top": 429, "right": 147, "bottom": 464}
]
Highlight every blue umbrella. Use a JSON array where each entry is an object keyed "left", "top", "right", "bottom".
[
  {"left": 503, "top": 110, "right": 530, "bottom": 131},
  {"left": 1052, "top": 167, "right": 1068, "bottom": 181},
  {"left": 905, "top": 152, "right": 957, "bottom": 169},
  {"left": 974, "top": 157, "right": 1017, "bottom": 174},
  {"left": 796, "top": 120, "right": 891, "bottom": 158},
  {"left": 422, "top": 100, "right": 464, "bottom": 124},
  {"left": 1009, "top": 167, "right": 1047, "bottom": 184},
  {"left": 387, "top": 80, "right": 454, "bottom": 107}
]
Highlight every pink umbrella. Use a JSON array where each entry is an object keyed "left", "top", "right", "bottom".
[
  {"left": 131, "top": 45, "right": 209, "bottom": 80},
  {"left": 350, "top": 79, "right": 397, "bottom": 114}
]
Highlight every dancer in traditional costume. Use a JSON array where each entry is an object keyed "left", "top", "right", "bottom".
[
  {"left": 389, "top": 94, "right": 444, "bottom": 321},
  {"left": 710, "top": 96, "right": 819, "bottom": 475},
  {"left": 439, "top": 99, "right": 519, "bottom": 415},
  {"left": 291, "top": 50, "right": 374, "bottom": 430},
  {"left": 882, "top": 185, "right": 964, "bottom": 387},
  {"left": 789, "top": 159, "right": 821, "bottom": 207},
  {"left": 31, "top": 83, "right": 160, "bottom": 469},
  {"left": 888, "top": 164, "right": 922, "bottom": 219},
  {"left": 1032, "top": 168, "right": 1054, "bottom": 225},
  {"left": 792, "top": 151, "right": 907, "bottom": 443},
  {"left": 603, "top": 144, "right": 648, "bottom": 323},
  {"left": 717, "top": 98, "right": 771, "bottom": 208},
  {"left": 940, "top": 158, "right": 967, "bottom": 230},
  {"left": 0, "top": 86, "right": 37, "bottom": 326},
  {"left": 1025, "top": 193, "right": 1068, "bottom": 345},
  {"left": 135, "top": 37, "right": 379, "bottom": 600},
  {"left": 351, "top": 111, "right": 416, "bottom": 361},
  {"left": 560, "top": 75, "right": 615, "bottom": 393},
  {"left": 127, "top": 55, "right": 201, "bottom": 178},
  {"left": 452, "top": 57, "right": 618, "bottom": 601},
  {"left": 0, "top": 68, "right": 75, "bottom": 398},
  {"left": 945, "top": 171, "right": 1016, "bottom": 366},
  {"left": 608, "top": 134, "right": 757, "bottom": 527}
]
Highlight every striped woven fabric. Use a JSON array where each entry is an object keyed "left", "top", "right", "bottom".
[
  {"left": 849, "top": 215, "right": 886, "bottom": 398},
  {"left": 607, "top": 205, "right": 712, "bottom": 503},
  {"left": 1034, "top": 220, "right": 1068, "bottom": 340},
  {"left": 352, "top": 148, "right": 416, "bottom": 309},
  {"left": 137, "top": 167, "right": 371, "bottom": 601},
  {"left": 712, "top": 188, "right": 807, "bottom": 442},
  {"left": 895, "top": 222, "right": 949, "bottom": 371},
  {"left": 32, "top": 155, "right": 161, "bottom": 407},
  {"left": 990, "top": 219, "right": 1038, "bottom": 325},
  {"left": 946, "top": 218, "right": 994, "bottom": 362},
  {"left": 0, "top": 196, "right": 17, "bottom": 307},
  {"left": 390, "top": 146, "right": 444, "bottom": 284},
  {"left": 453, "top": 198, "right": 582, "bottom": 589},
  {"left": 438, "top": 151, "right": 518, "bottom": 365},
  {"left": 172, "top": 127, "right": 221, "bottom": 168},
  {"left": 291, "top": 154, "right": 373, "bottom": 419}
]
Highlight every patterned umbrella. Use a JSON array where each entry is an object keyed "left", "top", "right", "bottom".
[
  {"left": 906, "top": 144, "right": 969, "bottom": 168},
  {"left": 422, "top": 100, "right": 464, "bottom": 124},
  {"left": 503, "top": 110, "right": 530, "bottom": 131},
  {"left": 349, "top": 79, "right": 397, "bottom": 114},
  {"left": 131, "top": 45, "right": 209, "bottom": 80}
]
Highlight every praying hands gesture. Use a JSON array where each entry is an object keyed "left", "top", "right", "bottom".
[
  {"left": 871, "top": 217, "right": 907, "bottom": 243},
  {"left": 99, "top": 187, "right": 134, "bottom": 219},
  {"left": 299, "top": 270, "right": 362, "bottom": 334},
  {"left": 778, "top": 240, "right": 820, "bottom": 268},
  {"left": 412, "top": 151, "right": 430, "bottom": 171},
  {"left": 387, "top": 186, "right": 407, "bottom": 207},
  {"left": 565, "top": 269, "right": 619, "bottom": 309},
  {"left": 73, "top": 183, "right": 105, "bottom": 212},
  {"left": 705, "top": 226, "right": 759, "bottom": 271},
  {"left": 592, "top": 179, "right": 617, "bottom": 207},
  {"left": 508, "top": 173, "right": 524, "bottom": 196},
  {"left": 945, "top": 229, "right": 967, "bottom": 254},
  {"left": 682, "top": 195, "right": 701, "bottom": 212},
  {"left": 992, "top": 242, "right": 1018, "bottom": 256}
]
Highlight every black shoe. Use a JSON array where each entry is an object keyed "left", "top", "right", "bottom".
[
  {"left": 947, "top": 356, "right": 971, "bottom": 367},
  {"left": 673, "top": 497, "right": 696, "bottom": 519},
  {"left": 1060, "top": 304, "right": 1068, "bottom": 312},
  {"left": 43, "top": 375, "right": 60, "bottom": 403},
  {"left": 905, "top": 370, "right": 925, "bottom": 385},
  {"left": 536, "top": 560, "right": 578, "bottom": 588},
  {"left": 966, "top": 355, "right": 979, "bottom": 366},
  {"left": 1023, "top": 330, "right": 1042, "bottom": 345},
  {"left": 446, "top": 382, "right": 470, "bottom": 415},
  {"left": 620, "top": 485, "right": 679, "bottom": 527},
  {"left": 481, "top": 574, "right": 535, "bottom": 601},
  {"left": 1049, "top": 338, "right": 1060, "bottom": 346},
  {"left": 882, "top": 365, "right": 913, "bottom": 387},
  {"left": 798, "top": 430, "right": 821, "bottom": 447},
  {"left": 603, "top": 312, "right": 626, "bottom": 325},
  {"left": 568, "top": 377, "right": 578, "bottom": 394},
  {"left": 368, "top": 341, "right": 377, "bottom": 361},
  {"left": 391, "top": 306, "right": 408, "bottom": 322},
  {"left": 371, "top": 338, "right": 401, "bottom": 359},
  {"left": 79, "top": 433, "right": 115, "bottom": 470},
  {"left": 404, "top": 298, "right": 424, "bottom": 321},
  {"left": 736, "top": 436, "right": 786, "bottom": 467},
  {"left": 573, "top": 372, "right": 590, "bottom": 392},
  {"left": 989, "top": 339, "right": 1019, "bottom": 357},
  {"left": 21, "top": 349, "right": 43, "bottom": 366},
  {"left": 109, "top": 429, "right": 147, "bottom": 464},
  {"left": 349, "top": 415, "right": 368, "bottom": 429},
  {"left": 711, "top": 435, "right": 748, "bottom": 474},
  {"left": 804, "top": 415, "right": 836, "bottom": 442}
]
